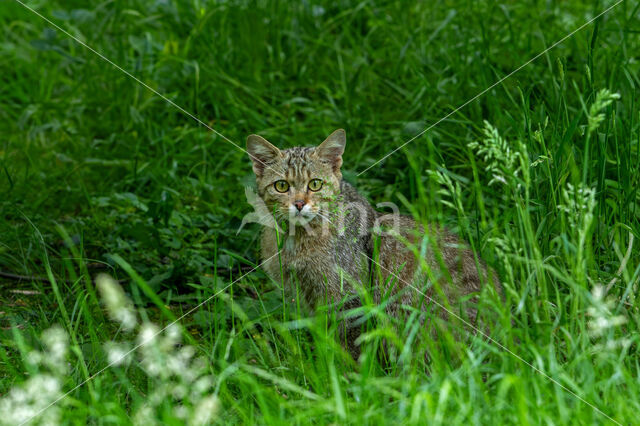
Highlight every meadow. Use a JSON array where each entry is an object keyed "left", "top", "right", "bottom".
[{"left": 1, "top": 0, "right": 639, "bottom": 424}]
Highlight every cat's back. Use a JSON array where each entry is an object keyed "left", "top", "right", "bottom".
[
  {"left": 337, "top": 180, "right": 377, "bottom": 240},
  {"left": 339, "top": 180, "right": 370, "bottom": 205}
]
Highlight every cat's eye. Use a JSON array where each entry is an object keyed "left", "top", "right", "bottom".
[
  {"left": 274, "top": 180, "right": 289, "bottom": 193},
  {"left": 308, "top": 179, "right": 323, "bottom": 192}
]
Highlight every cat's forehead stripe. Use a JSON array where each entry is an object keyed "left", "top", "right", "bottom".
[{"left": 283, "top": 147, "right": 314, "bottom": 180}]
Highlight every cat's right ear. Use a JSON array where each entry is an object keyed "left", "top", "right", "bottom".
[
  {"left": 315, "top": 129, "right": 346, "bottom": 172},
  {"left": 246, "top": 135, "right": 282, "bottom": 176}
]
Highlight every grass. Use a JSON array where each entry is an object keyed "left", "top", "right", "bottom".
[{"left": 1, "top": 0, "right": 639, "bottom": 424}]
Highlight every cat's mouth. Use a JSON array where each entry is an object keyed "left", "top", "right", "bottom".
[{"left": 287, "top": 204, "right": 318, "bottom": 226}]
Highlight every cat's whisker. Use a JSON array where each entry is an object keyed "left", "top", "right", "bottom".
[{"left": 314, "top": 211, "right": 333, "bottom": 224}]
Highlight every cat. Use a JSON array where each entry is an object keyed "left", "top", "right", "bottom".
[{"left": 246, "top": 129, "right": 499, "bottom": 358}]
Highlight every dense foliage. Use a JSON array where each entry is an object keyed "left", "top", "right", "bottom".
[{"left": 1, "top": 0, "right": 639, "bottom": 424}]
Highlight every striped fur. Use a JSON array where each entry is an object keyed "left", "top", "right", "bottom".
[{"left": 246, "top": 130, "right": 499, "bottom": 359}]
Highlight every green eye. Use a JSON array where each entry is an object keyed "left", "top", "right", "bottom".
[
  {"left": 274, "top": 180, "right": 289, "bottom": 193},
  {"left": 308, "top": 179, "right": 323, "bottom": 192}
]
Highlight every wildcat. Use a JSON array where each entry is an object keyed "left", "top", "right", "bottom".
[{"left": 246, "top": 129, "right": 498, "bottom": 358}]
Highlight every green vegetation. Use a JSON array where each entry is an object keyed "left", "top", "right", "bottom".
[{"left": 1, "top": 0, "right": 639, "bottom": 424}]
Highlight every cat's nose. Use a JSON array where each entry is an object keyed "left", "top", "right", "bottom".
[{"left": 293, "top": 200, "right": 305, "bottom": 211}]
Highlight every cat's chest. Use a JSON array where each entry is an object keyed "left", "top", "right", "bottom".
[{"left": 281, "top": 234, "right": 331, "bottom": 271}]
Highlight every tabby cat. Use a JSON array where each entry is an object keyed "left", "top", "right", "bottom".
[{"left": 246, "top": 129, "right": 497, "bottom": 358}]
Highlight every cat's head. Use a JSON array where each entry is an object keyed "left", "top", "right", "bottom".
[{"left": 246, "top": 129, "right": 346, "bottom": 226}]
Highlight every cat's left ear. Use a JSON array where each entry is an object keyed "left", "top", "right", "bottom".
[{"left": 315, "top": 129, "right": 346, "bottom": 171}]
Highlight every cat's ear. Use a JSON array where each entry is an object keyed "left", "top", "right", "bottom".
[
  {"left": 315, "top": 129, "right": 346, "bottom": 171},
  {"left": 246, "top": 134, "right": 282, "bottom": 176}
]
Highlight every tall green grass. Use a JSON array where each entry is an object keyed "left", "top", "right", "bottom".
[{"left": 1, "top": 0, "right": 639, "bottom": 424}]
